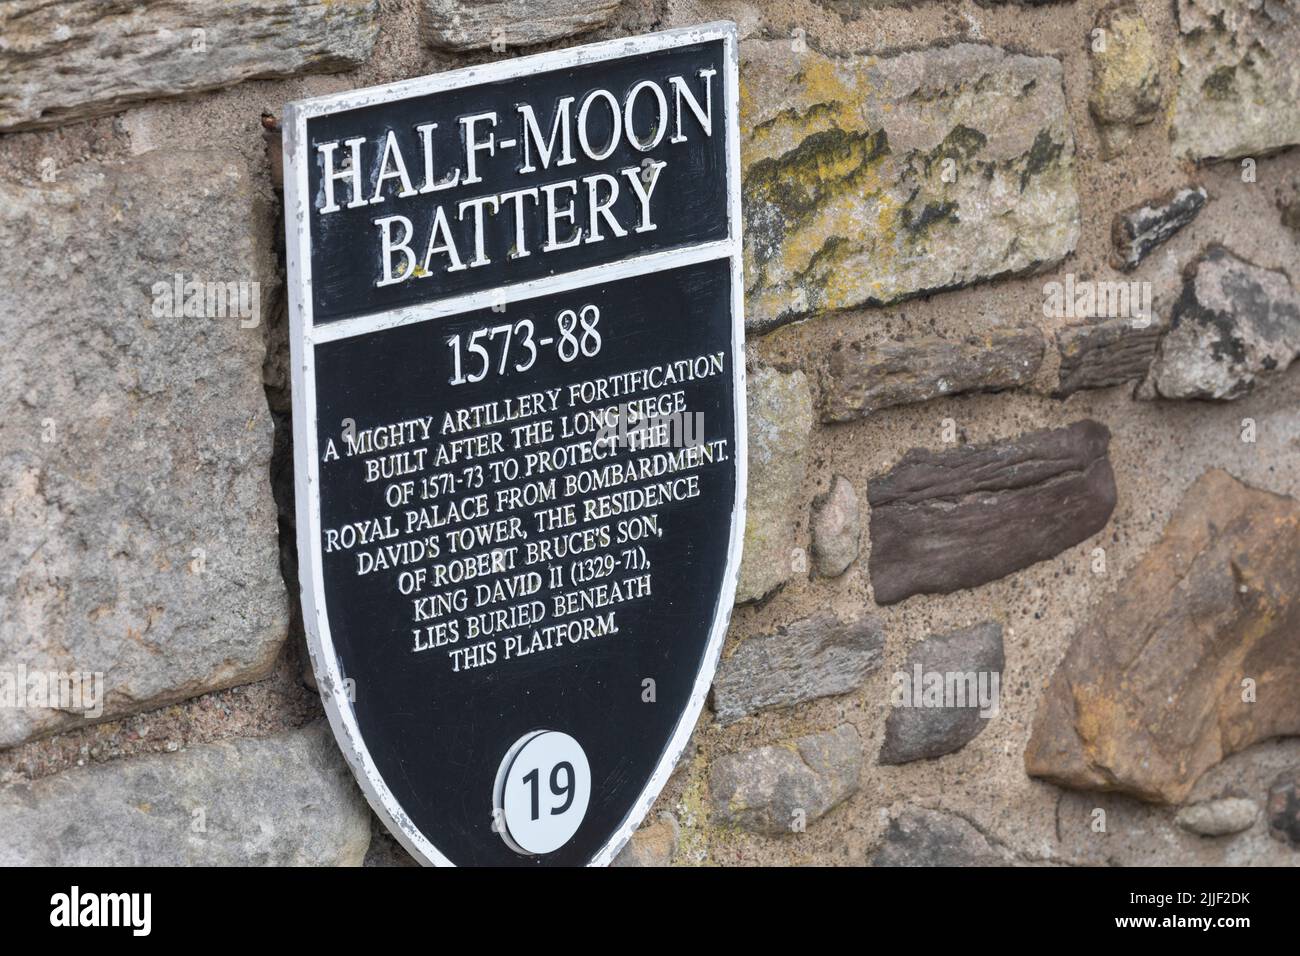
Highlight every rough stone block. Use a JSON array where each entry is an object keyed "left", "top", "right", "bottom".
[
  {"left": 741, "top": 40, "right": 1079, "bottom": 334},
  {"left": 1026, "top": 470, "right": 1300, "bottom": 803},
  {"left": 0, "top": 0, "right": 380, "bottom": 131},
  {"left": 866, "top": 421, "right": 1116, "bottom": 605},
  {"left": 0, "top": 150, "right": 288, "bottom": 747}
]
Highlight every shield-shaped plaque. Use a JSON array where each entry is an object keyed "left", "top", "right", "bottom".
[{"left": 283, "top": 23, "right": 744, "bottom": 865}]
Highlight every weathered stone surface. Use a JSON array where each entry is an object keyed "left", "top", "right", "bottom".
[
  {"left": 871, "top": 805, "right": 1015, "bottom": 866},
  {"left": 363, "top": 818, "right": 419, "bottom": 867},
  {"left": 867, "top": 421, "right": 1116, "bottom": 605},
  {"left": 712, "top": 612, "right": 884, "bottom": 724},
  {"left": 0, "top": 0, "right": 379, "bottom": 132},
  {"left": 830, "top": 0, "right": 1080, "bottom": 7},
  {"left": 1055, "top": 741, "right": 1300, "bottom": 864},
  {"left": 880, "top": 622, "right": 1003, "bottom": 764},
  {"left": 710, "top": 725, "right": 861, "bottom": 835},
  {"left": 1026, "top": 470, "right": 1300, "bottom": 804},
  {"left": 0, "top": 723, "right": 371, "bottom": 865},
  {"left": 740, "top": 40, "right": 1079, "bottom": 334},
  {"left": 421, "top": 0, "right": 622, "bottom": 51},
  {"left": 1281, "top": 187, "right": 1300, "bottom": 235},
  {"left": 819, "top": 0, "right": 911, "bottom": 11},
  {"left": 1053, "top": 317, "right": 1163, "bottom": 397},
  {"left": 810, "top": 476, "right": 860, "bottom": 577},
  {"left": 1143, "top": 246, "right": 1300, "bottom": 401},
  {"left": 1267, "top": 771, "right": 1300, "bottom": 847},
  {"left": 821, "top": 329, "right": 1045, "bottom": 422},
  {"left": 611, "top": 815, "right": 679, "bottom": 866},
  {"left": 1088, "top": 2, "right": 1162, "bottom": 158},
  {"left": 1171, "top": 0, "right": 1300, "bottom": 162},
  {"left": 1175, "top": 797, "right": 1258, "bottom": 836},
  {"left": 736, "top": 366, "right": 814, "bottom": 604},
  {"left": 0, "top": 150, "right": 287, "bottom": 748},
  {"left": 1111, "top": 186, "right": 1207, "bottom": 271}
]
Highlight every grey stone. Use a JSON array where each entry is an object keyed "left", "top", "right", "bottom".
[
  {"left": 740, "top": 40, "right": 1079, "bottom": 334},
  {"left": 1088, "top": 2, "right": 1163, "bottom": 158},
  {"left": 735, "top": 366, "right": 814, "bottom": 604},
  {"left": 1111, "top": 186, "right": 1208, "bottom": 271},
  {"left": 871, "top": 805, "right": 1014, "bottom": 866},
  {"left": 421, "top": 0, "right": 623, "bottom": 52},
  {"left": 710, "top": 725, "right": 861, "bottom": 835},
  {"left": 1281, "top": 187, "right": 1300, "bottom": 235},
  {"left": 363, "top": 817, "right": 419, "bottom": 867},
  {"left": 810, "top": 476, "right": 860, "bottom": 577},
  {"left": 712, "top": 612, "right": 884, "bottom": 724},
  {"left": 1053, "top": 317, "right": 1164, "bottom": 397},
  {"left": 611, "top": 815, "right": 679, "bottom": 866},
  {"left": 867, "top": 421, "right": 1117, "bottom": 605},
  {"left": 1267, "top": 770, "right": 1300, "bottom": 847},
  {"left": 1171, "top": 0, "right": 1300, "bottom": 162},
  {"left": 1175, "top": 798, "right": 1259, "bottom": 836},
  {"left": 880, "top": 622, "right": 1004, "bottom": 765},
  {"left": 1143, "top": 246, "right": 1300, "bottom": 401},
  {"left": 0, "top": 722, "right": 372, "bottom": 865},
  {"left": 821, "top": 329, "right": 1045, "bottom": 422},
  {"left": 0, "top": 150, "right": 287, "bottom": 748},
  {"left": 1054, "top": 741, "right": 1300, "bottom": 865},
  {"left": 0, "top": 0, "right": 379, "bottom": 132}
]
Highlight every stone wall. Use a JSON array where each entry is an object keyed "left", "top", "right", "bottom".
[{"left": 2, "top": 0, "right": 1298, "bottom": 866}]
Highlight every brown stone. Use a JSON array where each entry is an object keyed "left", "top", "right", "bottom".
[
  {"left": 1266, "top": 771, "right": 1300, "bottom": 847},
  {"left": 1025, "top": 470, "right": 1300, "bottom": 804},
  {"left": 1053, "top": 317, "right": 1163, "bottom": 397},
  {"left": 866, "top": 421, "right": 1116, "bottom": 605},
  {"left": 611, "top": 816, "right": 679, "bottom": 866},
  {"left": 821, "top": 329, "right": 1045, "bottom": 422}
]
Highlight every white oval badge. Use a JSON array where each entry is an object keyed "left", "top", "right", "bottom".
[{"left": 495, "top": 730, "right": 592, "bottom": 856}]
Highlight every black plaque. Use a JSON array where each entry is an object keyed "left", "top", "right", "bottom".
[{"left": 284, "top": 24, "right": 744, "bottom": 865}]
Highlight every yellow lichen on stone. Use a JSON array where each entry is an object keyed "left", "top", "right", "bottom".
[
  {"left": 737, "top": 39, "right": 1079, "bottom": 333},
  {"left": 740, "top": 53, "right": 862, "bottom": 173},
  {"left": 1091, "top": 14, "right": 1161, "bottom": 123}
]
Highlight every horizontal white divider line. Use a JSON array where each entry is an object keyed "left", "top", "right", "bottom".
[{"left": 307, "top": 237, "right": 740, "bottom": 344}]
